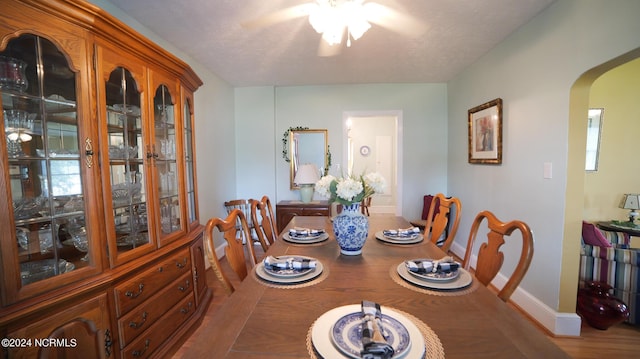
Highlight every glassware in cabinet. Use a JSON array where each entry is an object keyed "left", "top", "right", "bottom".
[
  {"left": 104, "top": 67, "right": 151, "bottom": 258},
  {"left": 1, "top": 34, "right": 93, "bottom": 289},
  {"left": 154, "top": 84, "right": 182, "bottom": 239}
]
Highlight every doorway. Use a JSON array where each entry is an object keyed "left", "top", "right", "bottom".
[{"left": 342, "top": 111, "right": 402, "bottom": 215}]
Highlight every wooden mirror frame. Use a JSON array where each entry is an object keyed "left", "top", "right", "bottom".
[{"left": 289, "top": 129, "right": 328, "bottom": 190}]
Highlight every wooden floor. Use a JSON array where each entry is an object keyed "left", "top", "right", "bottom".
[{"left": 175, "top": 251, "right": 640, "bottom": 359}]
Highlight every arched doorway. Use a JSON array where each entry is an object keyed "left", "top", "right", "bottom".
[{"left": 560, "top": 47, "right": 640, "bottom": 315}]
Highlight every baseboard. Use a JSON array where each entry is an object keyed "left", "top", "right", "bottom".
[{"left": 449, "top": 242, "right": 582, "bottom": 336}]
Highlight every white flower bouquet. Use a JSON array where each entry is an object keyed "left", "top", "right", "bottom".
[{"left": 315, "top": 172, "right": 386, "bottom": 206}]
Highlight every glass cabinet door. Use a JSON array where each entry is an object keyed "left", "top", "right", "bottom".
[
  {"left": 104, "top": 67, "right": 151, "bottom": 257},
  {"left": 154, "top": 84, "right": 182, "bottom": 242},
  {"left": 1, "top": 35, "right": 90, "bottom": 287},
  {"left": 183, "top": 95, "right": 198, "bottom": 228}
]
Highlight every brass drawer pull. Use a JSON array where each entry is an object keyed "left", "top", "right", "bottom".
[
  {"left": 125, "top": 283, "right": 144, "bottom": 298},
  {"left": 132, "top": 339, "right": 150, "bottom": 358},
  {"left": 176, "top": 258, "right": 188, "bottom": 269},
  {"left": 128, "top": 311, "right": 148, "bottom": 329},
  {"left": 180, "top": 302, "right": 193, "bottom": 314},
  {"left": 178, "top": 280, "right": 190, "bottom": 292}
]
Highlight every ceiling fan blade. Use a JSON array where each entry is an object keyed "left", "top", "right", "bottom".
[
  {"left": 242, "top": 3, "right": 315, "bottom": 29},
  {"left": 363, "top": 3, "right": 428, "bottom": 37},
  {"left": 317, "top": 37, "right": 342, "bottom": 57}
]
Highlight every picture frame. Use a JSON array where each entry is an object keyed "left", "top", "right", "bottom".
[{"left": 468, "top": 98, "right": 503, "bottom": 164}]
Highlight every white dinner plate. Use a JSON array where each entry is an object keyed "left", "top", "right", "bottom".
[
  {"left": 397, "top": 262, "right": 472, "bottom": 290},
  {"left": 255, "top": 257, "right": 323, "bottom": 284},
  {"left": 283, "top": 232, "right": 329, "bottom": 244},
  {"left": 375, "top": 231, "right": 423, "bottom": 245},
  {"left": 311, "top": 304, "right": 425, "bottom": 359}
]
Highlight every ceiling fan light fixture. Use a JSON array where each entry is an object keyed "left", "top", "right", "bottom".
[{"left": 308, "top": 0, "right": 371, "bottom": 46}]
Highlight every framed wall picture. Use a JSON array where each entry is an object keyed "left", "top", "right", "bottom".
[{"left": 468, "top": 98, "right": 503, "bottom": 164}]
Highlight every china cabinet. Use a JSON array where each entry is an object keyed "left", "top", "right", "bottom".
[{"left": 0, "top": 1, "right": 209, "bottom": 358}]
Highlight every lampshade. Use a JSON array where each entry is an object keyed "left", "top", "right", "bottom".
[
  {"left": 620, "top": 194, "right": 640, "bottom": 210},
  {"left": 620, "top": 193, "right": 640, "bottom": 223},
  {"left": 294, "top": 164, "right": 320, "bottom": 185}
]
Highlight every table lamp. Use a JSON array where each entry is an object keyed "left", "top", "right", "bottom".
[
  {"left": 620, "top": 193, "right": 640, "bottom": 223},
  {"left": 294, "top": 164, "right": 320, "bottom": 203}
]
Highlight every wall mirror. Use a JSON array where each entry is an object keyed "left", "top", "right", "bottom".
[
  {"left": 585, "top": 108, "right": 603, "bottom": 171},
  {"left": 289, "top": 129, "right": 328, "bottom": 189}
]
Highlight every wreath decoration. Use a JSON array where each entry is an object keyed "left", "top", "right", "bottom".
[{"left": 282, "top": 126, "right": 309, "bottom": 162}]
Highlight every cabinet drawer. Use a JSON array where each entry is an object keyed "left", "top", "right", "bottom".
[
  {"left": 121, "top": 293, "right": 196, "bottom": 359},
  {"left": 114, "top": 248, "right": 191, "bottom": 316},
  {"left": 117, "top": 272, "right": 192, "bottom": 348}
]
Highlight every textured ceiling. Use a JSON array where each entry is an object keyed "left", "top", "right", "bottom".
[{"left": 107, "top": 0, "right": 555, "bottom": 87}]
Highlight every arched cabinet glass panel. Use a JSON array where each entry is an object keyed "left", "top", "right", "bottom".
[
  {"left": 105, "top": 67, "right": 149, "bottom": 252},
  {"left": 154, "top": 85, "right": 181, "bottom": 236},
  {"left": 1, "top": 34, "right": 88, "bottom": 286}
]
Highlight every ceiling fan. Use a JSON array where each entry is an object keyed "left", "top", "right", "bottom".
[{"left": 242, "top": 0, "right": 427, "bottom": 57}]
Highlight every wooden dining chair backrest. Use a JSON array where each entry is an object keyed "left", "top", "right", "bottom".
[
  {"left": 423, "top": 193, "right": 461, "bottom": 253},
  {"left": 463, "top": 210, "right": 534, "bottom": 302},
  {"left": 360, "top": 196, "right": 372, "bottom": 216},
  {"left": 224, "top": 199, "right": 254, "bottom": 240},
  {"left": 204, "top": 209, "right": 256, "bottom": 295},
  {"left": 250, "top": 195, "right": 277, "bottom": 252}
]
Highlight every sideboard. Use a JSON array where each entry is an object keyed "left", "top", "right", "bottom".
[{"left": 275, "top": 200, "right": 330, "bottom": 233}]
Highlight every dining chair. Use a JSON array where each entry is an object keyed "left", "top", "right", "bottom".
[
  {"left": 423, "top": 193, "right": 461, "bottom": 253},
  {"left": 462, "top": 210, "right": 534, "bottom": 302},
  {"left": 360, "top": 196, "right": 372, "bottom": 216},
  {"left": 204, "top": 209, "right": 257, "bottom": 295},
  {"left": 224, "top": 199, "right": 256, "bottom": 243},
  {"left": 250, "top": 195, "right": 278, "bottom": 252}
]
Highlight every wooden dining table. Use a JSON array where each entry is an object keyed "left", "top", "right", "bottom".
[{"left": 179, "top": 215, "right": 570, "bottom": 358}]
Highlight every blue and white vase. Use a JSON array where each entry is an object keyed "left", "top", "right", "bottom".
[{"left": 333, "top": 203, "right": 369, "bottom": 255}]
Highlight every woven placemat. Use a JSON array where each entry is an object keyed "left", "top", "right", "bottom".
[
  {"left": 306, "top": 307, "right": 445, "bottom": 359},
  {"left": 252, "top": 266, "right": 329, "bottom": 289},
  {"left": 389, "top": 265, "right": 480, "bottom": 296}
]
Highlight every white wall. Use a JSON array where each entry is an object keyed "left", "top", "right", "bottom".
[
  {"left": 235, "top": 87, "right": 277, "bottom": 202},
  {"left": 447, "top": 0, "right": 640, "bottom": 329},
  {"left": 263, "top": 84, "right": 449, "bottom": 220}
]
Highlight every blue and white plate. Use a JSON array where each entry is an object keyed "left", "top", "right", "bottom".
[
  {"left": 405, "top": 259, "right": 461, "bottom": 282},
  {"left": 283, "top": 232, "right": 329, "bottom": 244},
  {"left": 375, "top": 231, "right": 423, "bottom": 245},
  {"left": 256, "top": 256, "right": 323, "bottom": 284},
  {"left": 311, "top": 304, "right": 424, "bottom": 359},
  {"left": 331, "top": 312, "right": 411, "bottom": 359},
  {"left": 263, "top": 257, "right": 314, "bottom": 278}
]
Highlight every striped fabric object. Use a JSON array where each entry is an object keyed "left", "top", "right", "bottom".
[{"left": 579, "top": 231, "right": 640, "bottom": 325}]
